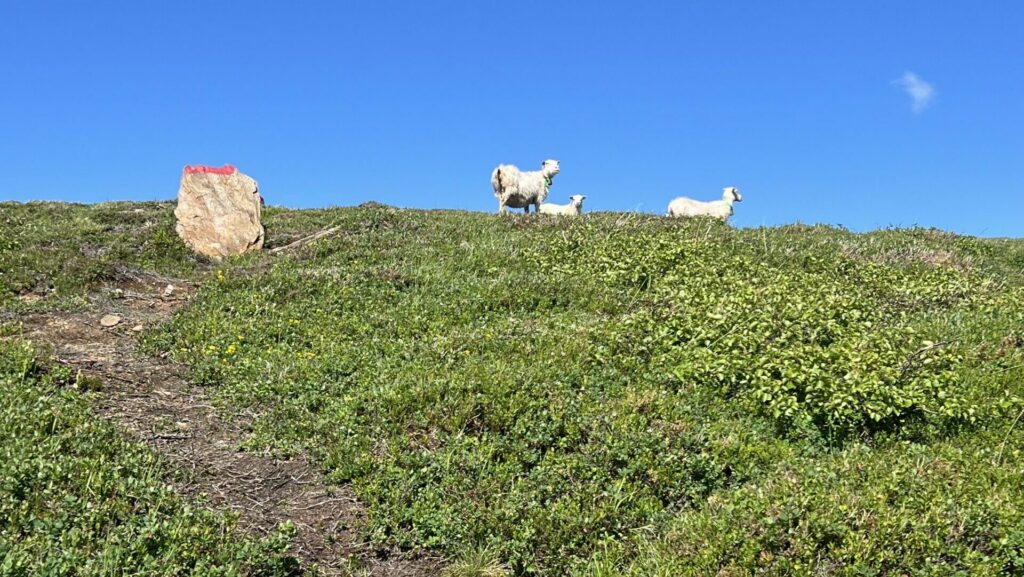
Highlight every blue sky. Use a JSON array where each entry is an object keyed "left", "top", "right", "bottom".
[{"left": 2, "top": 1, "right": 1021, "bottom": 236}]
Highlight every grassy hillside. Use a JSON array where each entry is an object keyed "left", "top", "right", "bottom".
[
  {"left": 0, "top": 201, "right": 199, "bottom": 312},
  {"left": 3, "top": 201, "right": 1024, "bottom": 575},
  {"left": 0, "top": 339, "right": 302, "bottom": 576}
]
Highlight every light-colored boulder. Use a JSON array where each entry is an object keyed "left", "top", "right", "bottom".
[{"left": 174, "top": 165, "right": 265, "bottom": 260}]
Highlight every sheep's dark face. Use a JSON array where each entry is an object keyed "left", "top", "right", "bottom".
[
  {"left": 542, "top": 160, "right": 561, "bottom": 175},
  {"left": 725, "top": 187, "right": 742, "bottom": 202}
]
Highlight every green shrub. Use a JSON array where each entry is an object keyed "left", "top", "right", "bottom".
[{"left": 535, "top": 224, "right": 993, "bottom": 439}]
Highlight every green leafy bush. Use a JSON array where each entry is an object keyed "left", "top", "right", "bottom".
[{"left": 536, "top": 224, "right": 991, "bottom": 439}]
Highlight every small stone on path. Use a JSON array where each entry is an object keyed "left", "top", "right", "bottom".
[{"left": 100, "top": 314, "right": 123, "bottom": 328}]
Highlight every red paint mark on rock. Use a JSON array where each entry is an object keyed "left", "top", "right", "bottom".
[{"left": 183, "top": 164, "right": 237, "bottom": 175}]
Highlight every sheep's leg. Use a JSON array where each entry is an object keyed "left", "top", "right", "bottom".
[
  {"left": 498, "top": 199, "right": 507, "bottom": 215},
  {"left": 523, "top": 204, "right": 530, "bottom": 215}
]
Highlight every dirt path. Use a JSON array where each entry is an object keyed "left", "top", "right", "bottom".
[{"left": 17, "top": 274, "right": 440, "bottom": 577}]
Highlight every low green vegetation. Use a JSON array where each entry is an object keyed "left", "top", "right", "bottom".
[
  {"left": 4, "top": 201, "right": 1024, "bottom": 575},
  {"left": 0, "top": 338, "right": 303, "bottom": 576},
  {"left": 145, "top": 205, "right": 1024, "bottom": 575},
  {"left": 581, "top": 438, "right": 1024, "bottom": 576},
  {"left": 0, "top": 201, "right": 198, "bottom": 312}
]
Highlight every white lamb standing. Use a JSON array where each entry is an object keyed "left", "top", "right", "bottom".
[
  {"left": 539, "top": 195, "right": 587, "bottom": 216},
  {"left": 491, "top": 159, "right": 560, "bottom": 214},
  {"left": 667, "top": 187, "right": 743, "bottom": 219}
]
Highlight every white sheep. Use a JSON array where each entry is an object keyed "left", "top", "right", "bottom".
[
  {"left": 491, "top": 159, "right": 560, "bottom": 214},
  {"left": 667, "top": 187, "right": 743, "bottom": 219},
  {"left": 539, "top": 194, "right": 586, "bottom": 216}
]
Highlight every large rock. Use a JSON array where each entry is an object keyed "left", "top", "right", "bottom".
[{"left": 174, "top": 165, "right": 265, "bottom": 260}]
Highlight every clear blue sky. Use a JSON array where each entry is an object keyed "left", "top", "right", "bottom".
[{"left": 2, "top": 2, "right": 1021, "bottom": 236}]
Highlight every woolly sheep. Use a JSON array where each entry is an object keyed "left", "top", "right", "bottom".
[
  {"left": 539, "top": 194, "right": 587, "bottom": 216},
  {"left": 491, "top": 159, "right": 560, "bottom": 214},
  {"left": 667, "top": 187, "right": 743, "bottom": 219}
]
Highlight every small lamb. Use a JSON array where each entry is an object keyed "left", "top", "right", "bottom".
[
  {"left": 667, "top": 187, "right": 743, "bottom": 219},
  {"left": 539, "top": 195, "right": 586, "bottom": 216},
  {"left": 491, "top": 159, "right": 560, "bottom": 214}
]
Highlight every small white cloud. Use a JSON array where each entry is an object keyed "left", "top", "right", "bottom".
[{"left": 893, "top": 72, "right": 935, "bottom": 113}]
